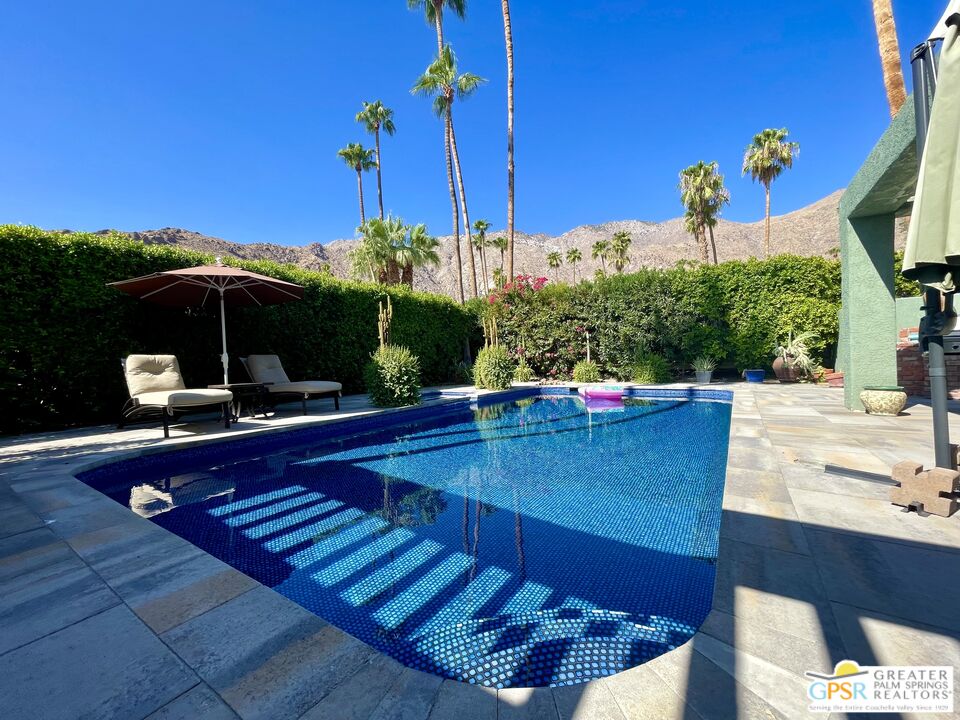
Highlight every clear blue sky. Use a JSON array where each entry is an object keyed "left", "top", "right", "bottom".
[{"left": 0, "top": 1, "right": 947, "bottom": 244}]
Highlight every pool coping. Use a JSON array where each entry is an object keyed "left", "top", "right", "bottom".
[{"left": 2, "top": 382, "right": 958, "bottom": 719}]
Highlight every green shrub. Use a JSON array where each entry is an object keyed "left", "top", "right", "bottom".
[
  {"left": 364, "top": 345, "right": 421, "bottom": 407},
  {"left": 572, "top": 360, "right": 600, "bottom": 383},
  {"left": 513, "top": 356, "right": 535, "bottom": 382},
  {"left": 631, "top": 352, "right": 672, "bottom": 384},
  {"left": 0, "top": 225, "right": 475, "bottom": 432},
  {"left": 486, "top": 255, "right": 842, "bottom": 378},
  {"left": 473, "top": 346, "right": 514, "bottom": 390}
]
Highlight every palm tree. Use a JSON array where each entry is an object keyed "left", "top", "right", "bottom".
[
  {"left": 490, "top": 235, "right": 508, "bottom": 272},
  {"left": 407, "top": 0, "right": 466, "bottom": 54},
  {"left": 501, "top": 0, "right": 516, "bottom": 280},
  {"left": 350, "top": 216, "right": 439, "bottom": 286},
  {"left": 871, "top": 0, "right": 907, "bottom": 117},
  {"left": 566, "top": 248, "right": 582, "bottom": 283},
  {"left": 546, "top": 251, "right": 563, "bottom": 282},
  {"left": 337, "top": 143, "right": 377, "bottom": 226},
  {"left": 610, "top": 231, "right": 632, "bottom": 273},
  {"left": 742, "top": 129, "right": 799, "bottom": 258},
  {"left": 591, "top": 240, "right": 609, "bottom": 274},
  {"left": 398, "top": 222, "right": 441, "bottom": 287},
  {"left": 412, "top": 45, "right": 486, "bottom": 298},
  {"left": 356, "top": 101, "right": 396, "bottom": 220},
  {"left": 679, "top": 161, "right": 729, "bottom": 264},
  {"left": 472, "top": 218, "right": 491, "bottom": 295}
]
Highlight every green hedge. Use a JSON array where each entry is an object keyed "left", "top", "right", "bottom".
[
  {"left": 482, "top": 255, "right": 842, "bottom": 380},
  {"left": 0, "top": 226, "right": 475, "bottom": 433}
]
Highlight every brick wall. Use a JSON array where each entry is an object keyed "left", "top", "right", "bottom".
[{"left": 897, "top": 327, "right": 960, "bottom": 399}]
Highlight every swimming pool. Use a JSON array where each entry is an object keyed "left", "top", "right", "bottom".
[{"left": 80, "top": 389, "right": 731, "bottom": 688}]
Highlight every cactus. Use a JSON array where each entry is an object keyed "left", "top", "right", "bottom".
[
  {"left": 482, "top": 315, "right": 499, "bottom": 348},
  {"left": 378, "top": 296, "right": 393, "bottom": 349}
]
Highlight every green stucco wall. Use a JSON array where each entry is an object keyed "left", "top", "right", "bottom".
[
  {"left": 896, "top": 296, "right": 924, "bottom": 330},
  {"left": 839, "top": 97, "right": 918, "bottom": 410}
]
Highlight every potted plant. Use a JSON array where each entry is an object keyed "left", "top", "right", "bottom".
[
  {"left": 773, "top": 331, "right": 818, "bottom": 383},
  {"left": 692, "top": 356, "right": 716, "bottom": 384}
]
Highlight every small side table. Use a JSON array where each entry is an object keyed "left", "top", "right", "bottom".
[{"left": 208, "top": 382, "right": 272, "bottom": 422}]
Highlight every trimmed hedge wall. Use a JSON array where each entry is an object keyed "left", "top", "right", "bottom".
[
  {"left": 481, "top": 256, "right": 843, "bottom": 381},
  {"left": 1, "top": 226, "right": 475, "bottom": 433}
]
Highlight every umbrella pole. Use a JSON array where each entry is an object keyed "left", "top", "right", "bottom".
[
  {"left": 911, "top": 40, "right": 953, "bottom": 469},
  {"left": 220, "top": 289, "right": 229, "bottom": 385}
]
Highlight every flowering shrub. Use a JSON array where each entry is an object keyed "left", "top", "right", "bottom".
[{"left": 487, "top": 274, "right": 549, "bottom": 304}]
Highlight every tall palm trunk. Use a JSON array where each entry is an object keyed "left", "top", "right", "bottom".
[
  {"left": 355, "top": 169, "right": 365, "bottom": 225},
  {"left": 447, "top": 106, "right": 478, "bottom": 298},
  {"left": 479, "top": 243, "right": 489, "bottom": 295},
  {"left": 708, "top": 224, "right": 718, "bottom": 265},
  {"left": 502, "top": 0, "right": 515, "bottom": 281},
  {"left": 570, "top": 261, "right": 576, "bottom": 284},
  {"left": 401, "top": 263, "right": 413, "bottom": 287},
  {"left": 433, "top": 2, "right": 444, "bottom": 54},
  {"left": 374, "top": 128, "right": 384, "bottom": 219},
  {"left": 763, "top": 183, "right": 771, "bottom": 258},
  {"left": 871, "top": 0, "right": 907, "bottom": 117},
  {"left": 696, "top": 218, "right": 709, "bottom": 263},
  {"left": 444, "top": 117, "right": 464, "bottom": 303}
]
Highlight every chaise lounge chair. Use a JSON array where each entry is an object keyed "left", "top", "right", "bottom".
[
  {"left": 241, "top": 354, "right": 342, "bottom": 413},
  {"left": 119, "top": 354, "right": 234, "bottom": 438}
]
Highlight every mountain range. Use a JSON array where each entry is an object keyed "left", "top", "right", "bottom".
[{"left": 80, "top": 189, "right": 847, "bottom": 299}]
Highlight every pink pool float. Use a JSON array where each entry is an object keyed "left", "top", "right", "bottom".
[{"left": 577, "top": 385, "right": 627, "bottom": 401}]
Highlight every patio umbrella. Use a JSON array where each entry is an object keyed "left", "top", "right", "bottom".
[
  {"left": 109, "top": 258, "right": 304, "bottom": 384},
  {"left": 901, "top": 12, "right": 960, "bottom": 290}
]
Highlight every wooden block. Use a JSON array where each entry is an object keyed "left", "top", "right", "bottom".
[{"left": 891, "top": 461, "right": 923, "bottom": 484}]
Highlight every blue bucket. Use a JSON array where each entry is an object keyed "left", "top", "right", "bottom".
[{"left": 743, "top": 369, "right": 765, "bottom": 383}]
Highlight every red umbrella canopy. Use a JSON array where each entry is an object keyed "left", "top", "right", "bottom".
[{"left": 108, "top": 259, "right": 304, "bottom": 307}]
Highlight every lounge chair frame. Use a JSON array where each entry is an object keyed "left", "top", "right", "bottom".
[
  {"left": 239, "top": 357, "right": 341, "bottom": 414},
  {"left": 117, "top": 359, "right": 232, "bottom": 438}
]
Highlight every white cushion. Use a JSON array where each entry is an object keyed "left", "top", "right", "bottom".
[
  {"left": 124, "top": 355, "right": 186, "bottom": 397},
  {"left": 268, "top": 381, "right": 342, "bottom": 395},
  {"left": 245, "top": 354, "right": 291, "bottom": 385},
  {"left": 134, "top": 389, "right": 233, "bottom": 408}
]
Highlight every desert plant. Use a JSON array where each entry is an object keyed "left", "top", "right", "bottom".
[
  {"left": 365, "top": 345, "right": 422, "bottom": 407},
  {"left": 774, "top": 331, "right": 819, "bottom": 375},
  {"left": 572, "top": 360, "right": 600, "bottom": 383},
  {"left": 632, "top": 352, "right": 672, "bottom": 384},
  {"left": 691, "top": 356, "right": 717, "bottom": 373},
  {"left": 473, "top": 346, "right": 513, "bottom": 390},
  {"left": 513, "top": 356, "right": 534, "bottom": 382}
]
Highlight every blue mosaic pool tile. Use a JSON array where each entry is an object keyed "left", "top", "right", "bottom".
[{"left": 79, "top": 393, "right": 730, "bottom": 688}]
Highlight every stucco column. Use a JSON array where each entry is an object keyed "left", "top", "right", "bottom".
[{"left": 839, "top": 213, "right": 898, "bottom": 409}]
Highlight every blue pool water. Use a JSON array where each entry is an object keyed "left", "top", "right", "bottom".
[{"left": 80, "top": 390, "right": 731, "bottom": 688}]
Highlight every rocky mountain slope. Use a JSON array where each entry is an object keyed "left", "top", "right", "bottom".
[{"left": 88, "top": 190, "right": 846, "bottom": 299}]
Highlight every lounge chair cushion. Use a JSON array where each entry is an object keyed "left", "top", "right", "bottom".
[
  {"left": 268, "top": 381, "right": 342, "bottom": 395},
  {"left": 245, "top": 354, "right": 292, "bottom": 385},
  {"left": 134, "top": 389, "right": 233, "bottom": 408},
  {"left": 125, "top": 355, "right": 187, "bottom": 397}
]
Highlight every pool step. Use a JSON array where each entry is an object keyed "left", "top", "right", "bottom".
[{"left": 395, "top": 608, "right": 696, "bottom": 688}]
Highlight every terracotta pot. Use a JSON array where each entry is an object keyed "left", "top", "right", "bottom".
[
  {"left": 824, "top": 371, "right": 844, "bottom": 388},
  {"left": 772, "top": 356, "right": 800, "bottom": 383}
]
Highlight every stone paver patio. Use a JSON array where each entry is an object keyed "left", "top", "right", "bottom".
[{"left": 0, "top": 383, "right": 958, "bottom": 719}]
